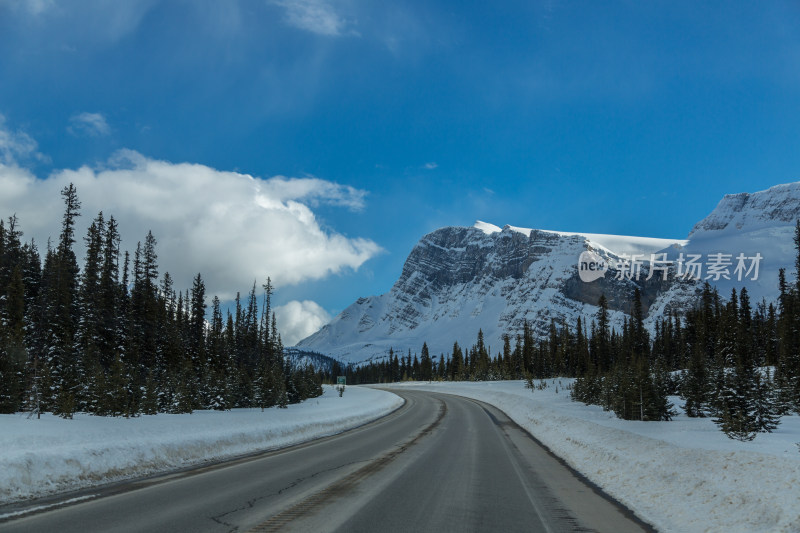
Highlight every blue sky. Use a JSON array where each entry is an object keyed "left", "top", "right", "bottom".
[{"left": 1, "top": 0, "right": 800, "bottom": 343}]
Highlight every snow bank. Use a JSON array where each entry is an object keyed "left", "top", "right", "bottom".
[
  {"left": 0, "top": 386, "right": 403, "bottom": 504},
  {"left": 386, "top": 380, "right": 800, "bottom": 533}
]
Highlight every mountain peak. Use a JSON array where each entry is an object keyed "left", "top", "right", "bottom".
[
  {"left": 299, "top": 183, "right": 798, "bottom": 364},
  {"left": 689, "top": 181, "right": 800, "bottom": 237},
  {"left": 298, "top": 221, "right": 697, "bottom": 363}
]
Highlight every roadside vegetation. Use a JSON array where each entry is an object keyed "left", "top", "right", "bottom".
[
  {"left": 346, "top": 223, "right": 800, "bottom": 441},
  {"left": 0, "top": 184, "right": 323, "bottom": 418}
]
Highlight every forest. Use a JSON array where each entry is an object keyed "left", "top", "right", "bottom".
[
  {"left": 0, "top": 184, "right": 323, "bottom": 418},
  {"left": 4, "top": 183, "right": 798, "bottom": 441},
  {"left": 347, "top": 224, "right": 800, "bottom": 441}
]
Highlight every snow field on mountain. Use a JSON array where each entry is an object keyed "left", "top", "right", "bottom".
[
  {"left": 385, "top": 380, "right": 800, "bottom": 533},
  {"left": 476, "top": 220, "right": 688, "bottom": 256},
  {"left": 0, "top": 386, "right": 403, "bottom": 505}
]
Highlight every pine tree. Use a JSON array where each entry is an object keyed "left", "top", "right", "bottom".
[
  {"left": 270, "top": 313, "right": 288, "bottom": 408},
  {"left": 189, "top": 272, "right": 207, "bottom": 408},
  {"left": 207, "top": 295, "right": 229, "bottom": 410},
  {"left": 681, "top": 309, "right": 710, "bottom": 416},
  {"left": 98, "top": 216, "right": 121, "bottom": 369},
  {"left": 450, "top": 341, "right": 463, "bottom": 380},
  {"left": 596, "top": 294, "right": 611, "bottom": 372},
  {"left": 50, "top": 184, "right": 82, "bottom": 418},
  {"left": 713, "top": 289, "right": 764, "bottom": 440},
  {"left": 502, "top": 333, "right": 513, "bottom": 379},
  {"left": 0, "top": 265, "right": 26, "bottom": 412},
  {"left": 390, "top": 348, "right": 400, "bottom": 382},
  {"left": 420, "top": 342, "right": 433, "bottom": 381},
  {"left": 752, "top": 367, "right": 781, "bottom": 433},
  {"left": 76, "top": 213, "right": 105, "bottom": 413}
]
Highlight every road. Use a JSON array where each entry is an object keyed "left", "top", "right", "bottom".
[{"left": 1, "top": 389, "right": 653, "bottom": 532}]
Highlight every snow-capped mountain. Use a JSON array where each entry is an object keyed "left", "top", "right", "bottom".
[
  {"left": 297, "top": 225, "right": 696, "bottom": 365},
  {"left": 297, "top": 182, "right": 799, "bottom": 365},
  {"left": 665, "top": 182, "right": 800, "bottom": 303}
]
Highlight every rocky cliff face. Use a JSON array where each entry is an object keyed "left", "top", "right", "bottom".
[
  {"left": 298, "top": 182, "right": 799, "bottom": 365},
  {"left": 297, "top": 224, "right": 697, "bottom": 364}
]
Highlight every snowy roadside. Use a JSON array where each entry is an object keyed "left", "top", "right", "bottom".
[
  {"left": 384, "top": 380, "right": 800, "bottom": 533},
  {"left": 0, "top": 386, "right": 403, "bottom": 505}
]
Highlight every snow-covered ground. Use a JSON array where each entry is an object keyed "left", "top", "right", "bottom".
[
  {"left": 385, "top": 380, "right": 800, "bottom": 533},
  {"left": 0, "top": 386, "right": 403, "bottom": 505}
]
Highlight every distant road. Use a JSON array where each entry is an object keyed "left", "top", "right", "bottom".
[{"left": 1, "top": 390, "right": 652, "bottom": 532}]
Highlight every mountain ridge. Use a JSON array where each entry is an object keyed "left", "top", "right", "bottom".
[{"left": 297, "top": 182, "right": 798, "bottom": 365}]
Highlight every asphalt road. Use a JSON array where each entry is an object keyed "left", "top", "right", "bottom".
[{"left": 1, "top": 389, "right": 653, "bottom": 532}]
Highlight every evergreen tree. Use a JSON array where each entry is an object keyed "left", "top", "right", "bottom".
[
  {"left": 0, "top": 264, "right": 26, "bottom": 412},
  {"left": 76, "top": 213, "right": 105, "bottom": 413},
  {"left": 681, "top": 309, "right": 710, "bottom": 416},
  {"left": 713, "top": 288, "right": 765, "bottom": 440},
  {"left": 189, "top": 272, "right": 207, "bottom": 408},
  {"left": 596, "top": 294, "right": 611, "bottom": 372},
  {"left": 420, "top": 342, "right": 433, "bottom": 381},
  {"left": 50, "top": 184, "right": 82, "bottom": 418},
  {"left": 450, "top": 341, "right": 463, "bottom": 380},
  {"left": 207, "top": 295, "right": 229, "bottom": 410}
]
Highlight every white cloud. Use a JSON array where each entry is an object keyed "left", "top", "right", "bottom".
[
  {"left": 261, "top": 176, "right": 366, "bottom": 210},
  {"left": 0, "top": 147, "right": 382, "bottom": 300},
  {"left": 422, "top": 162, "right": 438, "bottom": 170},
  {"left": 274, "top": 300, "right": 332, "bottom": 346},
  {"left": 0, "top": 114, "right": 43, "bottom": 165},
  {"left": 69, "top": 112, "right": 111, "bottom": 137},
  {"left": 272, "top": 0, "right": 349, "bottom": 36}
]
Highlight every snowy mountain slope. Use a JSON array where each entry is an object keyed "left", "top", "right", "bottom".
[
  {"left": 689, "top": 182, "right": 800, "bottom": 236},
  {"left": 283, "top": 348, "right": 339, "bottom": 373},
  {"left": 664, "top": 181, "right": 800, "bottom": 303},
  {"left": 298, "top": 224, "right": 697, "bottom": 364},
  {"left": 297, "top": 182, "right": 799, "bottom": 365}
]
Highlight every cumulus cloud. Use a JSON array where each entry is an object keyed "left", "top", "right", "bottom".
[
  {"left": 274, "top": 300, "right": 332, "bottom": 346},
  {"left": 0, "top": 148, "right": 382, "bottom": 300},
  {"left": 272, "top": 0, "right": 349, "bottom": 36},
  {"left": 69, "top": 112, "right": 111, "bottom": 137},
  {"left": 422, "top": 162, "right": 438, "bottom": 170}
]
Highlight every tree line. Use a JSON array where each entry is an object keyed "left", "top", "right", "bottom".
[
  {"left": 347, "top": 223, "right": 800, "bottom": 441},
  {"left": 0, "top": 184, "right": 322, "bottom": 418}
]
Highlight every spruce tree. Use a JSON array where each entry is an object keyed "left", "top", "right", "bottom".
[
  {"left": 450, "top": 341, "right": 463, "bottom": 380},
  {"left": 76, "top": 213, "right": 105, "bottom": 413},
  {"left": 50, "top": 184, "right": 82, "bottom": 418},
  {"left": 189, "top": 272, "right": 207, "bottom": 408},
  {"left": 681, "top": 310, "right": 710, "bottom": 416},
  {"left": 0, "top": 265, "right": 26, "bottom": 412},
  {"left": 420, "top": 342, "right": 433, "bottom": 381}
]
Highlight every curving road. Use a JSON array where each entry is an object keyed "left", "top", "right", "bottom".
[{"left": 1, "top": 389, "right": 652, "bottom": 532}]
